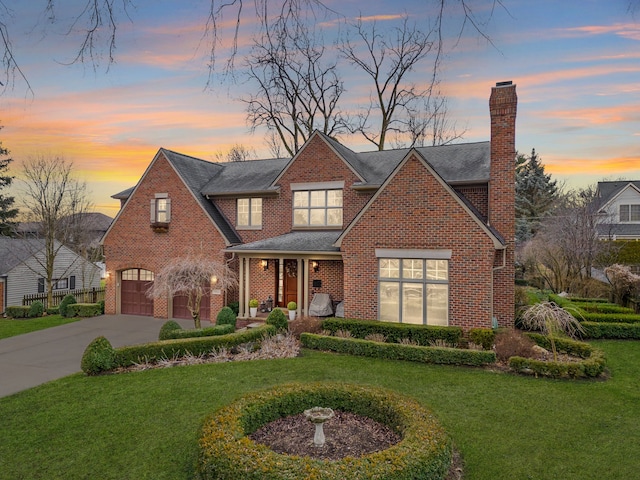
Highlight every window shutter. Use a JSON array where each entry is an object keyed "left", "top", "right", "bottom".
[
  {"left": 37, "top": 278, "right": 44, "bottom": 293},
  {"left": 150, "top": 199, "right": 156, "bottom": 223},
  {"left": 165, "top": 198, "right": 171, "bottom": 222},
  {"left": 70, "top": 276, "right": 76, "bottom": 290}
]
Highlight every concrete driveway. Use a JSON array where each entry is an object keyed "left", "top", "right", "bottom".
[{"left": 0, "top": 314, "right": 195, "bottom": 398}]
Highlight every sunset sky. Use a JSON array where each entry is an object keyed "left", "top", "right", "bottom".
[{"left": 1, "top": 0, "right": 638, "bottom": 216}]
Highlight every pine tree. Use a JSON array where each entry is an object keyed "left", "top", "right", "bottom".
[
  {"left": 516, "top": 149, "right": 558, "bottom": 243},
  {"left": 0, "top": 129, "right": 18, "bottom": 236}
]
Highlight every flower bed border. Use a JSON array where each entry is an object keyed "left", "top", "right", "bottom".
[{"left": 196, "top": 382, "right": 452, "bottom": 480}]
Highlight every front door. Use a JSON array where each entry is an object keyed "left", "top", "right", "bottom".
[{"left": 278, "top": 260, "right": 299, "bottom": 307}]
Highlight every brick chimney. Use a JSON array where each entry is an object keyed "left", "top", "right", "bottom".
[{"left": 489, "top": 81, "right": 517, "bottom": 327}]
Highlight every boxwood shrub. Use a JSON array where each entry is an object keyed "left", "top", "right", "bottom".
[
  {"left": 113, "top": 324, "right": 276, "bottom": 369},
  {"left": 301, "top": 333, "right": 496, "bottom": 367},
  {"left": 321, "top": 318, "right": 463, "bottom": 345},
  {"left": 467, "top": 328, "right": 496, "bottom": 350},
  {"left": 196, "top": 382, "right": 452, "bottom": 480},
  {"left": 572, "top": 302, "right": 634, "bottom": 314},
  {"left": 161, "top": 324, "right": 235, "bottom": 340},
  {"left": 28, "top": 301, "right": 44, "bottom": 318},
  {"left": 216, "top": 306, "right": 237, "bottom": 329},
  {"left": 508, "top": 333, "right": 606, "bottom": 379},
  {"left": 59, "top": 294, "right": 77, "bottom": 317},
  {"left": 81, "top": 336, "right": 116, "bottom": 375},
  {"left": 6, "top": 306, "right": 31, "bottom": 318},
  {"left": 82, "top": 324, "right": 276, "bottom": 375},
  {"left": 578, "top": 312, "right": 640, "bottom": 324},
  {"left": 581, "top": 321, "right": 640, "bottom": 339},
  {"left": 158, "top": 320, "right": 182, "bottom": 340},
  {"left": 66, "top": 303, "right": 102, "bottom": 318}
]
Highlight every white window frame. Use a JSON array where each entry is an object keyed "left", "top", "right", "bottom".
[
  {"left": 376, "top": 249, "right": 450, "bottom": 326},
  {"left": 237, "top": 198, "right": 262, "bottom": 229},
  {"left": 292, "top": 189, "right": 343, "bottom": 228},
  {"left": 620, "top": 204, "right": 640, "bottom": 223}
]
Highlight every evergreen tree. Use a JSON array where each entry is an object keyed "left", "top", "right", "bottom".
[
  {"left": 516, "top": 149, "right": 558, "bottom": 243},
  {"left": 0, "top": 129, "right": 18, "bottom": 235}
]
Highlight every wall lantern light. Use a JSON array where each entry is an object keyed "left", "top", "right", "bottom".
[
  {"left": 261, "top": 259, "right": 269, "bottom": 271},
  {"left": 311, "top": 260, "right": 319, "bottom": 273},
  {"left": 211, "top": 275, "right": 218, "bottom": 285}
]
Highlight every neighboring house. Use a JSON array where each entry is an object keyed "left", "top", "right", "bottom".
[
  {"left": 0, "top": 238, "right": 102, "bottom": 312},
  {"left": 102, "top": 82, "right": 517, "bottom": 329},
  {"left": 595, "top": 181, "right": 640, "bottom": 240},
  {"left": 17, "top": 212, "right": 113, "bottom": 250}
]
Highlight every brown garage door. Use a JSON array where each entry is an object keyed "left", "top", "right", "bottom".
[
  {"left": 121, "top": 269, "right": 154, "bottom": 316},
  {"left": 172, "top": 285, "right": 210, "bottom": 321}
]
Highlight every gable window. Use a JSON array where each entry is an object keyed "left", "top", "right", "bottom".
[
  {"left": 293, "top": 189, "right": 343, "bottom": 227},
  {"left": 620, "top": 204, "right": 640, "bottom": 222},
  {"left": 237, "top": 198, "right": 262, "bottom": 228},
  {"left": 377, "top": 250, "right": 450, "bottom": 326},
  {"left": 150, "top": 194, "right": 171, "bottom": 228}
]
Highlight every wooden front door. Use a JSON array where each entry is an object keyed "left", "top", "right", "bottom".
[{"left": 278, "top": 260, "right": 299, "bottom": 307}]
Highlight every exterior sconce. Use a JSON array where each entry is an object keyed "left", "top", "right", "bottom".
[
  {"left": 261, "top": 259, "right": 269, "bottom": 271},
  {"left": 210, "top": 275, "right": 218, "bottom": 285},
  {"left": 311, "top": 260, "right": 319, "bottom": 272}
]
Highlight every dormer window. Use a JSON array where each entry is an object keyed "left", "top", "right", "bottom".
[
  {"left": 620, "top": 204, "right": 640, "bottom": 222},
  {"left": 291, "top": 182, "right": 344, "bottom": 228},
  {"left": 151, "top": 193, "right": 171, "bottom": 231}
]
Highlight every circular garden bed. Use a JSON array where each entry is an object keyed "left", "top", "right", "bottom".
[{"left": 196, "top": 382, "right": 452, "bottom": 479}]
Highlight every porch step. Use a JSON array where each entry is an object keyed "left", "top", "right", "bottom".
[{"left": 246, "top": 322, "right": 264, "bottom": 329}]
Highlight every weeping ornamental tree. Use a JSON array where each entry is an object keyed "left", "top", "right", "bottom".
[{"left": 147, "top": 256, "right": 238, "bottom": 329}]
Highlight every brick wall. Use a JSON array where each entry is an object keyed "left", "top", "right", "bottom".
[
  {"left": 454, "top": 184, "right": 489, "bottom": 220},
  {"left": 340, "top": 153, "right": 496, "bottom": 330},
  {"left": 489, "top": 82, "right": 517, "bottom": 327},
  {"left": 103, "top": 152, "right": 228, "bottom": 322}
]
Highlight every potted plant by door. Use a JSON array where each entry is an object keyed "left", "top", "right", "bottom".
[
  {"left": 287, "top": 301, "right": 297, "bottom": 321},
  {"left": 249, "top": 299, "right": 259, "bottom": 318}
]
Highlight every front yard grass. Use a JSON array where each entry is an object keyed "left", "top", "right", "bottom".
[
  {"left": 0, "top": 340, "right": 638, "bottom": 479},
  {"left": 0, "top": 314, "right": 80, "bottom": 340}
]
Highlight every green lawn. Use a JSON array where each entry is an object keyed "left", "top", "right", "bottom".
[
  {"left": 0, "top": 315, "right": 80, "bottom": 339},
  {"left": 0, "top": 340, "right": 638, "bottom": 479}
]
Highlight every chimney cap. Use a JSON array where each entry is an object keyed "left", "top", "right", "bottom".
[{"left": 495, "top": 81, "right": 513, "bottom": 87}]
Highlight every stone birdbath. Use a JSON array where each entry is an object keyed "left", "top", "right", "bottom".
[{"left": 303, "top": 407, "right": 335, "bottom": 447}]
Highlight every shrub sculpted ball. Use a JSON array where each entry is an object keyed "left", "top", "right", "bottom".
[
  {"left": 216, "top": 306, "right": 237, "bottom": 329},
  {"left": 266, "top": 308, "right": 288, "bottom": 331},
  {"left": 59, "top": 294, "right": 78, "bottom": 317},
  {"left": 159, "top": 320, "right": 182, "bottom": 340},
  {"left": 28, "top": 301, "right": 44, "bottom": 318},
  {"left": 81, "top": 336, "right": 115, "bottom": 375}
]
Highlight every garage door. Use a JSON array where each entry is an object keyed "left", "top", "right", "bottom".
[
  {"left": 121, "top": 269, "right": 154, "bottom": 316},
  {"left": 172, "top": 284, "right": 210, "bottom": 320}
]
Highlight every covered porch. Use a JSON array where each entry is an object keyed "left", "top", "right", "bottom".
[{"left": 226, "top": 232, "right": 343, "bottom": 318}]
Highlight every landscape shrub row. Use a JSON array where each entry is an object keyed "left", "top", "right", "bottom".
[
  {"left": 300, "top": 333, "right": 496, "bottom": 367},
  {"left": 158, "top": 321, "right": 235, "bottom": 340},
  {"left": 508, "top": 333, "right": 606, "bottom": 379},
  {"left": 321, "top": 318, "right": 463, "bottom": 345},
  {"left": 196, "top": 382, "right": 452, "bottom": 480},
  {"left": 81, "top": 324, "right": 276, "bottom": 374},
  {"left": 579, "top": 312, "right": 640, "bottom": 324},
  {"left": 6, "top": 306, "right": 32, "bottom": 318},
  {"left": 66, "top": 303, "right": 102, "bottom": 318},
  {"left": 581, "top": 322, "right": 640, "bottom": 339},
  {"left": 572, "top": 302, "right": 634, "bottom": 314}
]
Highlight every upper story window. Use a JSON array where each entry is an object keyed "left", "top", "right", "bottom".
[
  {"left": 293, "top": 189, "right": 343, "bottom": 227},
  {"left": 237, "top": 198, "right": 262, "bottom": 229},
  {"left": 150, "top": 194, "right": 171, "bottom": 230},
  {"left": 620, "top": 204, "right": 640, "bottom": 222}
]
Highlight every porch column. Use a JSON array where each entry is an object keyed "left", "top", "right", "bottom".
[
  {"left": 297, "top": 258, "right": 303, "bottom": 316},
  {"left": 302, "top": 258, "right": 309, "bottom": 316},
  {"left": 244, "top": 257, "right": 250, "bottom": 316},
  {"left": 238, "top": 256, "right": 245, "bottom": 317}
]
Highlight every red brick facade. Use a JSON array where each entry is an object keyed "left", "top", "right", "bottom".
[{"left": 103, "top": 82, "right": 517, "bottom": 329}]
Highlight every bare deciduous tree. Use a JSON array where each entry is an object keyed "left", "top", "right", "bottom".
[
  {"left": 147, "top": 254, "right": 238, "bottom": 328},
  {"left": 338, "top": 14, "right": 439, "bottom": 150},
  {"left": 214, "top": 144, "right": 257, "bottom": 162},
  {"left": 243, "top": 14, "right": 346, "bottom": 156},
  {"left": 18, "top": 155, "right": 92, "bottom": 306}
]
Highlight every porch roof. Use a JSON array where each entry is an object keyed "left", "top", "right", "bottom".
[{"left": 226, "top": 231, "right": 342, "bottom": 255}]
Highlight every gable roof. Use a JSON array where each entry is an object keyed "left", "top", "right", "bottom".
[
  {"left": 201, "top": 158, "right": 288, "bottom": 196},
  {"left": 596, "top": 181, "right": 640, "bottom": 212},
  {"left": 335, "top": 148, "right": 505, "bottom": 249},
  {"left": 226, "top": 231, "right": 342, "bottom": 255},
  {"left": 0, "top": 238, "right": 46, "bottom": 273}
]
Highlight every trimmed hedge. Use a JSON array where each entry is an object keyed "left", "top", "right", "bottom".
[
  {"left": 66, "top": 303, "right": 102, "bottom": 318},
  {"left": 572, "top": 302, "right": 632, "bottom": 314},
  {"left": 508, "top": 333, "right": 606, "bottom": 379},
  {"left": 81, "top": 336, "right": 115, "bottom": 375},
  {"left": 158, "top": 320, "right": 182, "bottom": 340},
  {"left": 266, "top": 308, "right": 288, "bottom": 331},
  {"left": 467, "top": 328, "right": 496, "bottom": 350},
  {"left": 581, "top": 321, "right": 640, "bottom": 339},
  {"left": 578, "top": 312, "right": 640, "bottom": 324},
  {"left": 6, "top": 306, "right": 31, "bottom": 319},
  {"left": 567, "top": 297, "right": 609, "bottom": 304},
  {"left": 301, "top": 333, "right": 496, "bottom": 367},
  {"left": 161, "top": 324, "right": 235, "bottom": 340},
  {"left": 113, "top": 324, "right": 276, "bottom": 369},
  {"left": 82, "top": 324, "right": 276, "bottom": 374},
  {"left": 197, "top": 383, "right": 452, "bottom": 480},
  {"left": 321, "top": 318, "right": 463, "bottom": 346},
  {"left": 46, "top": 307, "right": 59, "bottom": 315},
  {"left": 216, "top": 307, "right": 237, "bottom": 329},
  {"left": 59, "top": 294, "right": 77, "bottom": 317},
  {"left": 28, "top": 301, "right": 44, "bottom": 318}
]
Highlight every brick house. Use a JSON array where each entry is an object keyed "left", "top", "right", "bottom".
[{"left": 102, "top": 81, "right": 517, "bottom": 329}]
